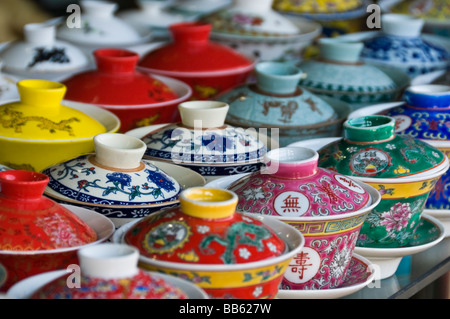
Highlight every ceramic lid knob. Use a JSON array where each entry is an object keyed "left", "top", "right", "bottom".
[
  {"left": 319, "top": 38, "right": 364, "bottom": 63},
  {"left": 178, "top": 100, "right": 229, "bottom": 128},
  {"left": 17, "top": 79, "right": 66, "bottom": 112},
  {"left": 170, "top": 22, "right": 211, "bottom": 44},
  {"left": 256, "top": 62, "right": 304, "bottom": 95},
  {"left": 381, "top": 13, "right": 424, "bottom": 37},
  {"left": 179, "top": 187, "right": 238, "bottom": 219},
  {"left": 23, "top": 23, "right": 55, "bottom": 45},
  {"left": 94, "top": 48, "right": 138, "bottom": 74},
  {"left": 78, "top": 243, "right": 139, "bottom": 279},
  {"left": 93, "top": 133, "right": 146, "bottom": 169},
  {"left": 0, "top": 170, "right": 48, "bottom": 201},
  {"left": 81, "top": 0, "right": 117, "bottom": 18},
  {"left": 263, "top": 147, "right": 319, "bottom": 179},
  {"left": 344, "top": 115, "right": 396, "bottom": 143}
]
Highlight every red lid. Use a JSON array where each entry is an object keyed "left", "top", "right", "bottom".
[
  {"left": 63, "top": 49, "right": 178, "bottom": 105},
  {"left": 138, "top": 22, "right": 254, "bottom": 75}
]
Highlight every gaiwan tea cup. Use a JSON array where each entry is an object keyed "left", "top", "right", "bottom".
[
  {"left": 317, "top": 115, "right": 449, "bottom": 248},
  {"left": 228, "top": 146, "right": 381, "bottom": 290}
]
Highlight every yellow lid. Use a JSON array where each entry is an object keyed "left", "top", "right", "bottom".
[{"left": 0, "top": 80, "right": 106, "bottom": 140}]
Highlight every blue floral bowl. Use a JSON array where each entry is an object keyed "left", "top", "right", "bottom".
[{"left": 43, "top": 133, "right": 205, "bottom": 228}]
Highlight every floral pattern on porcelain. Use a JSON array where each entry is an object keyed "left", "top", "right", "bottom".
[
  {"left": 357, "top": 195, "right": 429, "bottom": 247},
  {"left": 43, "top": 155, "right": 181, "bottom": 206},
  {"left": 31, "top": 270, "right": 188, "bottom": 299},
  {"left": 229, "top": 169, "right": 370, "bottom": 217},
  {"left": 297, "top": 61, "right": 409, "bottom": 107},
  {"left": 142, "top": 124, "right": 267, "bottom": 165},
  {"left": 339, "top": 255, "right": 372, "bottom": 288},
  {"left": 0, "top": 164, "right": 10, "bottom": 172},
  {"left": 273, "top": 0, "right": 363, "bottom": 14},
  {"left": 391, "top": 0, "right": 450, "bottom": 23},
  {"left": 0, "top": 262, "right": 6, "bottom": 289},
  {"left": 361, "top": 35, "right": 450, "bottom": 77}
]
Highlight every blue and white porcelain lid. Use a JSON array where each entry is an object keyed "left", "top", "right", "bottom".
[
  {"left": 141, "top": 101, "right": 267, "bottom": 165},
  {"left": 43, "top": 133, "right": 182, "bottom": 206}
]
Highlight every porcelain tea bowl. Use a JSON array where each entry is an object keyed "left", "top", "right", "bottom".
[
  {"left": 0, "top": 170, "right": 115, "bottom": 292},
  {"left": 348, "top": 85, "right": 450, "bottom": 236},
  {"left": 42, "top": 132, "right": 205, "bottom": 228},
  {"left": 272, "top": 0, "right": 369, "bottom": 37},
  {"left": 113, "top": 187, "right": 305, "bottom": 299},
  {"left": 317, "top": 115, "right": 449, "bottom": 249},
  {"left": 297, "top": 38, "right": 410, "bottom": 111},
  {"left": 62, "top": 48, "right": 191, "bottom": 133},
  {"left": 0, "top": 79, "right": 120, "bottom": 172},
  {"left": 138, "top": 21, "right": 254, "bottom": 101},
  {"left": 216, "top": 61, "right": 351, "bottom": 147},
  {"left": 0, "top": 23, "right": 90, "bottom": 81},
  {"left": 227, "top": 146, "right": 381, "bottom": 290},
  {"left": 360, "top": 14, "right": 450, "bottom": 79},
  {"left": 139, "top": 100, "right": 268, "bottom": 182},
  {"left": 200, "top": 0, "right": 322, "bottom": 62},
  {"left": 56, "top": 0, "right": 152, "bottom": 54},
  {"left": 20, "top": 243, "right": 208, "bottom": 299}
]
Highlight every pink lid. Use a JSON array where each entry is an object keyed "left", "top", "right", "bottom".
[{"left": 229, "top": 147, "right": 372, "bottom": 217}]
